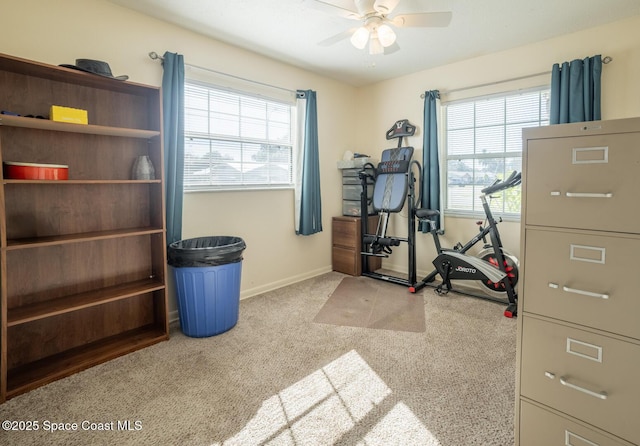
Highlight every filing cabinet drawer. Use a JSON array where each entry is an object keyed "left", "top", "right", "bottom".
[
  {"left": 332, "top": 216, "right": 360, "bottom": 249},
  {"left": 332, "top": 245, "right": 360, "bottom": 276},
  {"left": 519, "top": 400, "right": 629, "bottom": 446},
  {"left": 525, "top": 132, "right": 640, "bottom": 233},
  {"left": 523, "top": 228, "right": 640, "bottom": 340},
  {"left": 520, "top": 317, "right": 640, "bottom": 444}
]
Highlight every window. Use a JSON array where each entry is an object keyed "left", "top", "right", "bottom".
[
  {"left": 184, "top": 80, "right": 295, "bottom": 191},
  {"left": 444, "top": 88, "right": 550, "bottom": 217}
]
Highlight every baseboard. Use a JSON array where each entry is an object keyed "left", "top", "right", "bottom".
[
  {"left": 378, "top": 263, "right": 429, "bottom": 277},
  {"left": 169, "top": 310, "right": 180, "bottom": 324},
  {"left": 239, "top": 266, "right": 333, "bottom": 300}
]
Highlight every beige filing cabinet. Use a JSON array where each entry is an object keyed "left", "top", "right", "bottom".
[{"left": 516, "top": 117, "right": 640, "bottom": 446}]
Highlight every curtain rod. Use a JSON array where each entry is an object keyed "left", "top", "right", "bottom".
[
  {"left": 148, "top": 51, "right": 297, "bottom": 95},
  {"left": 420, "top": 55, "right": 613, "bottom": 98}
]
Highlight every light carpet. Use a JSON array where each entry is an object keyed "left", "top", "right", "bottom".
[{"left": 0, "top": 272, "right": 516, "bottom": 446}]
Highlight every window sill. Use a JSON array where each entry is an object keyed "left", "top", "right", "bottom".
[
  {"left": 184, "top": 184, "right": 294, "bottom": 193},
  {"left": 444, "top": 209, "right": 521, "bottom": 223}
]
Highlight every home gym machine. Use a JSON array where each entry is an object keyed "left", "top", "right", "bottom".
[
  {"left": 358, "top": 119, "right": 426, "bottom": 291},
  {"left": 415, "top": 171, "right": 522, "bottom": 317}
]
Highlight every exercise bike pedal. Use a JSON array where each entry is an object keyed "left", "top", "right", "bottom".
[{"left": 503, "top": 304, "right": 517, "bottom": 318}]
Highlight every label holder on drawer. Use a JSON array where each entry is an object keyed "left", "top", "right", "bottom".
[
  {"left": 572, "top": 147, "right": 608, "bottom": 164},
  {"left": 565, "top": 430, "right": 600, "bottom": 446},
  {"left": 570, "top": 244, "right": 606, "bottom": 264},
  {"left": 566, "top": 337, "right": 603, "bottom": 363}
]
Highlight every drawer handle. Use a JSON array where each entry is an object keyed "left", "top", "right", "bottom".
[
  {"left": 560, "top": 376, "right": 608, "bottom": 400},
  {"left": 565, "top": 192, "right": 613, "bottom": 198},
  {"left": 562, "top": 286, "right": 609, "bottom": 300}
]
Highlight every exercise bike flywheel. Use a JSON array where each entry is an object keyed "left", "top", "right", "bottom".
[{"left": 476, "top": 248, "right": 519, "bottom": 298}]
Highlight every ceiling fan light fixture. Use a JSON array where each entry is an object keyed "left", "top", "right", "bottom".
[
  {"left": 350, "top": 26, "right": 370, "bottom": 49},
  {"left": 369, "top": 34, "right": 384, "bottom": 55},
  {"left": 377, "top": 24, "right": 396, "bottom": 47}
]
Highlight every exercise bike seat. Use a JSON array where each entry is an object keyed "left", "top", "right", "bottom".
[
  {"left": 372, "top": 147, "right": 414, "bottom": 213},
  {"left": 415, "top": 208, "right": 440, "bottom": 219}
]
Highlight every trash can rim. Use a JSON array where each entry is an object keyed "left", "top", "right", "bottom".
[
  {"left": 167, "top": 236, "right": 246, "bottom": 268},
  {"left": 169, "top": 236, "right": 245, "bottom": 249}
]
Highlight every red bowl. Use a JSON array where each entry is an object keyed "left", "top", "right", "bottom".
[{"left": 3, "top": 161, "right": 69, "bottom": 180}]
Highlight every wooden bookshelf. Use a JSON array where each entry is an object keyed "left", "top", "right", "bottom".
[{"left": 0, "top": 52, "right": 169, "bottom": 402}]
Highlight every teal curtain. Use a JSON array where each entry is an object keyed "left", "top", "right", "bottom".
[
  {"left": 161, "top": 51, "right": 185, "bottom": 245},
  {"left": 295, "top": 90, "right": 322, "bottom": 235},
  {"left": 420, "top": 90, "right": 441, "bottom": 232},
  {"left": 550, "top": 55, "right": 602, "bottom": 124}
]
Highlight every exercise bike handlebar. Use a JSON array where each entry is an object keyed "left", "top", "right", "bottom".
[{"left": 481, "top": 171, "right": 521, "bottom": 195}]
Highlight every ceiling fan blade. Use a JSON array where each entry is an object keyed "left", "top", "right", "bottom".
[
  {"left": 308, "top": 0, "right": 361, "bottom": 20},
  {"left": 354, "top": 0, "right": 376, "bottom": 16},
  {"left": 391, "top": 11, "right": 452, "bottom": 28},
  {"left": 318, "top": 28, "right": 357, "bottom": 46},
  {"left": 383, "top": 41, "right": 400, "bottom": 55},
  {"left": 373, "top": 0, "right": 400, "bottom": 15}
]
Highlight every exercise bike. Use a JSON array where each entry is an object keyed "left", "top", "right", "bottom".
[{"left": 416, "top": 171, "right": 522, "bottom": 317}]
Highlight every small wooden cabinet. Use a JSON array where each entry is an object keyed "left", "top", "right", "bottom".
[
  {"left": 332, "top": 216, "right": 381, "bottom": 276},
  {"left": 0, "top": 53, "right": 169, "bottom": 402}
]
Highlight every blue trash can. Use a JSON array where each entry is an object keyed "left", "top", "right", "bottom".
[{"left": 168, "top": 236, "right": 246, "bottom": 337}]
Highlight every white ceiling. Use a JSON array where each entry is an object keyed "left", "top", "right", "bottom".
[{"left": 108, "top": 0, "right": 640, "bottom": 86}]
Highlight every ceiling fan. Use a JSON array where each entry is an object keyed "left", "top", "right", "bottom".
[{"left": 312, "top": 0, "right": 452, "bottom": 55}]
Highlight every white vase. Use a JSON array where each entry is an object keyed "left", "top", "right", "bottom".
[{"left": 132, "top": 155, "right": 155, "bottom": 180}]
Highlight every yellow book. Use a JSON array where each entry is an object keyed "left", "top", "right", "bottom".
[{"left": 50, "top": 105, "right": 88, "bottom": 124}]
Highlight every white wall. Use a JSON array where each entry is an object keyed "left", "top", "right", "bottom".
[
  {"left": 3, "top": 1, "right": 640, "bottom": 310},
  {"left": 355, "top": 14, "right": 640, "bottom": 276},
  {"left": 1, "top": 0, "right": 356, "bottom": 314}
]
